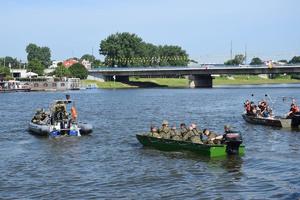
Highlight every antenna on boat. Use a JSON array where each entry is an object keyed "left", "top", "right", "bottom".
[{"left": 265, "top": 94, "right": 274, "bottom": 104}]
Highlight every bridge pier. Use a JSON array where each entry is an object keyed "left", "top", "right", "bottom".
[{"left": 189, "top": 75, "right": 213, "bottom": 88}]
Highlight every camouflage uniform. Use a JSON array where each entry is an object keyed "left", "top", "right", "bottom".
[
  {"left": 206, "top": 132, "right": 221, "bottom": 144},
  {"left": 180, "top": 127, "right": 189, "bottom": 139},
  {"left": 184, "top": 128, "right": 203, "bottom": 144},
  {"left": 170, "top": 129, "right": 182, "bottom": 141},
  {"left": 149, "top": 131, "right": 161, "bottom": 138},
  {"left": 159, "top": 126, "right": 171, "bottom": 139}
]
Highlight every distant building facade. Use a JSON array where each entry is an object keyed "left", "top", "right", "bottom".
[{"left": 23, "top": 77, "right": 80, "bottom": 91}]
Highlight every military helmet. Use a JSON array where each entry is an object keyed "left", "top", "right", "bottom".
[
  {"left": 162, "top": 120, "right": 169, "bottom": 125},
  {"left": 224, "top": 124, "right": 231, "bottom": 130}
]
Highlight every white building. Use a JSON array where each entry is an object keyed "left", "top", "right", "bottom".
[
  {"left": 81, "top": 59, "right": 92, "bottom": 70},
  {"left": 10, "top": 69, "right": 27, "bottom": 78},
  {"left": 49, "top": 60, "right": 63, "bottom": 69},
  {"left": 10, "top": 69, "right": 39, "bottom": 78}
]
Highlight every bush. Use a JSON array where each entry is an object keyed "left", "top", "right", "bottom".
[{"left": 69, "top": 63, "right": 88, "bottom": 79}]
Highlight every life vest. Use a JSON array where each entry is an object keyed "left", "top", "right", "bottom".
[
  {"left": 292, "top": 106, "right": 300, "bottom": 113},
  {"left": 71, "top": 106, "right": 78, "bottom": 120},
  {"left": 246, "top": 104, "right": 251, "bottom": 113}
]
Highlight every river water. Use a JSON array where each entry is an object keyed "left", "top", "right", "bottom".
[{"left": 0, "top": 85, "right": 300, "bottom": 199}]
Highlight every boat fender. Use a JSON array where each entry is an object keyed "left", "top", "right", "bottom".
[
  {"left": 69, "top": 130, "right": 79, "bottom": 136},
  {"left": 50, "top": 130, "right": 60, "bottom": 137}
]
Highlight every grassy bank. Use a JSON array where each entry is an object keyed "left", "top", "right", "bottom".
[
  {"left": 81, "top": 80, "right": 137, "bottom": 89},
  {"left": 214, "top": 75, "right": 300, "bottom": 85},
  {"left": 82, "top": 75, "right": 300, "bottom": 89}
]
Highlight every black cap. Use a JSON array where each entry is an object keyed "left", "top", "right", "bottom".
[{"left": 180, "top": 123, "right": 186, "bottom": 127}]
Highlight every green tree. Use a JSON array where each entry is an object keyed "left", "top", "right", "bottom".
[
  {"left": 224, "top": 54, "right": 245, "bottom": 65},
  {"left": 69, "top": 63, "right": 88, "bottom": 79},
  {"left": 289, "top": 56, "right": 300, "bottom": 64},
  {"left": 26, "top": 43, "right": 51, "bottom": 68},
  {"left": 158, "top": 45, "right": 189, "bottom": 66},
  {"left": 92, "top": 59, "right": 104, "bottom": 68},
  {"left": 250, "top": 57, "right": 263, "bottom": 65},
  {"left": 0, "top": 56, "right": 22, "bottom": 68},
  {"left": 99, "top": 32, "right": 189, "bottom": 67},
  {"left": 27, "top": 59, "right": 45, "bottom": 76},
  {"left": 81, "top": 54, "right": 96, "bottom": 63},
  {"left": 100, "top": 32, "right": 144, "bottom": 67},
  {"left": 53, "top": 65, "right": 71, "bottom": 77},
  {"left": 278, "top": 59, "right": 287, "bottom": 64},
  {"left": 0, "top": 65, "right": 11, "bottom": 76}
]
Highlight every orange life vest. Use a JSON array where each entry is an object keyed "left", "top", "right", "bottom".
[{"left": 71, "top": 106, "right": 78, "bottom": 119}]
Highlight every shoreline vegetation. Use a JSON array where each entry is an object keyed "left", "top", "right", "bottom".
[{"left": 81, "top": 75, "right": 300, "bottom": 89}]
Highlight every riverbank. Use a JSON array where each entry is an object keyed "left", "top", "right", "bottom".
[{"left": 82, "top": 75, "right": 300, "bottom": 89}]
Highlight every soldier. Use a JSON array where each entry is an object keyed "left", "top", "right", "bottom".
[
  {"left": 224, "top": 124, "right": 234, "bottom": 134},
  {"left": 203, "top": 129, "right": 222, "bottom": 144},
  {"left": 159, "top": 120, "right": 171, "bottom": 139},
  {"left": 183, "top": 123, "right": 203, "bottom": 144},
  {"left": 149, "top": 126, "right": 161, "bottom": 138},
  {"left": 170, "top": 124, "right": 182, "bottom": 141},
  {"left": 32, "top": 109, "right": 42, "bottom": 123},
  {"left": 179, "top": 123, "right": 189, "bottom": 138}
]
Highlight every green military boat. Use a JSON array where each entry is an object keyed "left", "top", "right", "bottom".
[{"left": 136, "top": 134, "right": 245, "bottom": 157}]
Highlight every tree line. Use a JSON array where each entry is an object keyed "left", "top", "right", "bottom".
[
  {"left": 99, "top": 32, "right": 189, "bottom": 67},
  {"left": 1, "top": 32, "right": 300, "bottom": 79},
  {"left": 224, "top": 54, "right": 300, "bottom": 66}
]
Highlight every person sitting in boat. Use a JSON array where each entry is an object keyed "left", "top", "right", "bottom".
[
  {"left": 32, "top": 109, "right": 43, "bottom": 123},
  {"left": 179, "top": 123, "right": 189, "bottom": 138},
  {"left": 286, "top": 103, "right": 300, "bottom": 118},
  {"left": 183, "top": 123, "right": 203, "bottom": 144},
  {"left": 158, "top": 120, "right": 171, "bottom": 139},
  {"left": 170, "top": 124, "right": 182, "bottom": 141},
  {"left": 259, "top": 101, "right": 271, "bottom": 118},
  {"left": 250, "top": 104, "right": 258, "bottom": 117},
  {"left": 149, "top": 125, "right": 161, "bottom": 138},
  {"left": 202, "top": 129, "right": 222, "bottom": 144}
]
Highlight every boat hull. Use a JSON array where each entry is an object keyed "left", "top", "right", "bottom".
[
  {"left": 242, "top": 114, "right": 294, "bottom": 128},
  {"left": 28, "top": 122, "right": 93, "bottom": 136},
  {"left": 136, "top": 134, "right": 245, "bottom": 157}
]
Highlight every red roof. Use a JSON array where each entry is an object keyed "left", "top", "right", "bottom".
[{"left": 63, "top": 59, "right": 78, "bottom": 68}]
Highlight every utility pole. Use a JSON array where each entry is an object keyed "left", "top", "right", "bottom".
[
  {"left": 230, "top": 40, "right": 233, "bottom": 60},
  {"left": 244, "top": 44, "right": 247, "bottom": 64}
]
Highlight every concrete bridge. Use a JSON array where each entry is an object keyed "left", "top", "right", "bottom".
[{"left": 88, "top": 65, "right": 300, "bottom": 88}]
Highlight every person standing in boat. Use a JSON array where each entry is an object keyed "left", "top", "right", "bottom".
[
  {"left": 244, "top": 100, "right": 251, "bottom": 115},
  {"left": 158, "top": 120, "right": 171, "bottom": 139},
  {"left": 286, "top": 103, "right": 300, "bottom": 118}
]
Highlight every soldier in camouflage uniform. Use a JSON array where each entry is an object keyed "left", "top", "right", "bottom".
[
  {"left": 183, "top": 123, "right": 203, "bottom": 144},
  {"left": 203, "top": 129, "right": 222, "bottom": 144},
  {"left": 149, "top": 126, "right": 161, "bottom": 138},
  {"left": 179, "top": 123, "right": 189, "bottom": 139},
  {"left": 159, "top": 120, "right": 171, "bottom": 139},
  {"left": 170, "top": 124, "right": 182, "bottom": 141}
]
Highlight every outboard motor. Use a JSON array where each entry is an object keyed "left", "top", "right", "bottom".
[
  {"left": 222, "top": 131, "right": 243, "bottom": 155},
  {"left": 291, "top": 112, "right": 300, "bottom": 128}
]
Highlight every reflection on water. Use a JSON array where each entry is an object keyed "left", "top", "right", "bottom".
[{"left": 0, "top": 87, "right": 300, "bottom": 199}]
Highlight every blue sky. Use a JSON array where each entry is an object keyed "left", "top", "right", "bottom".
[{"left": 0, "top": 0, "right": 299, "bottom": 63}]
